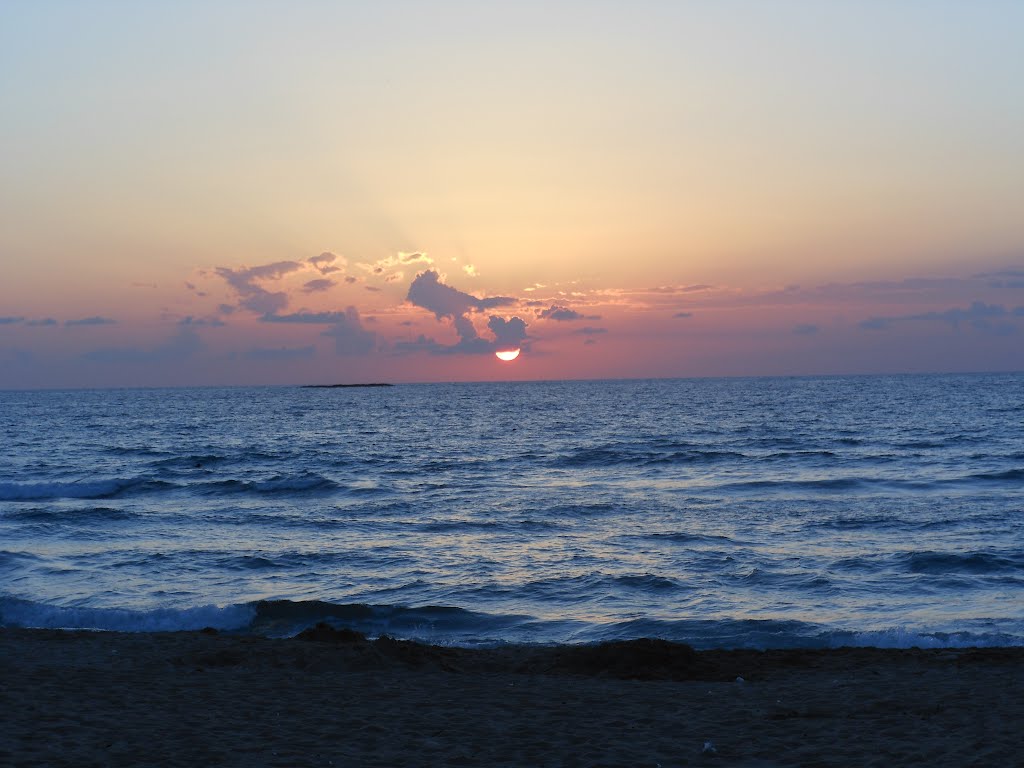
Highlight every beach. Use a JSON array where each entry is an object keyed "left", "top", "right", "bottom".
[{"left": 2, "top": 628, "right": 1022, "bottom": 767}]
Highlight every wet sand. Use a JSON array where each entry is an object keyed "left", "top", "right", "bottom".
[{"left": 2, "top": 627, "right": 1022, "bottom": 767}]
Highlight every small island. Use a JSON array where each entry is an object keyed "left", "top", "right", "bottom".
[{"left": 301, "top": 383, "right": 394, "bottom": 389}]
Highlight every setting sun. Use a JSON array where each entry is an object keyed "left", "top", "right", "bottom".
[{"left": 495, "top": 349, "right": 521, "bottom": 362}]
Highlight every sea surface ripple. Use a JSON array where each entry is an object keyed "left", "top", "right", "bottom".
[{"left": 1, "top": 374, "right": 1022, "bottom": 649}]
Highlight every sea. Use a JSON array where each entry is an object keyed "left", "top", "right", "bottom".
[{"left": 1, "top": 374, "right": 1022, "bottom": 649}]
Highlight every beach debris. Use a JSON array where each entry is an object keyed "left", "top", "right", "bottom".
[
  {"left": 702, "top": 740, "right": 717, "bottom": 754},
  {"left": 735, "top": 676, "right": 745, "bottom": 684}
]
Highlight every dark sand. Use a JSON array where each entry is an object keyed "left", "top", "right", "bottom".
[{"left": 2, "top": 627, "right": 1022, "bottom": 767}]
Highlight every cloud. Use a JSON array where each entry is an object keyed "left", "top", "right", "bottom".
[
  {"left": 0, "top": 316, "right": 25, "bottom": 325},
  {"left": 178, "top": 316, "right": 226, "bottom": 327},
  {"left": 488, "top": 316, "right": 528, "bottom": 350},
  {"left": 793, "top": 323, "right": 820, "bottom": 335},
  {"left": 860, "top": 301, "right": 1016, "bottom": 334},
  {"left": 84, "top": 328, "right": 202, "bottom": 363},
  {"left": 573, "top": 326, "right": 607, "bottom": 335},
  {"left": 309, "top": 252, "right": 344, "bottom": 275},
  {"left": 646, "top": 284, "right": 714, "bottom": 294},
  {"left": 359, "top": 252, "right": 433, "bottom": 276},
  {"left": 344, "top": 276, "right": 358, "bottom": 284},
  {"left": 538, "top": 305, "right": 601, "bottom": 322},
  {"left": 26, "top": 318, "right": 57, "bottom": 327},
  {"left": 463, "top": 264, "right": 477, "bottom": 277},
  {"left": 407, "top": 270, "right": 514, "bottom": 319},
  {"left": 244, "top": 345, "right": 316, "bottom": 361},
  {"left": 215, "top": 260, "right": 303, "bottom": 314},
  {"left": 405, "top": 270, "right": 520, "bottom": 354},
  {"left": 302, "top": 278, "right": 336, "bottom": 293},
  {"left": 261, "top": 311, "right": 347, "bottom": 324},
  {"left": 66, "top": 316, "right": 117, "bottom": 327},
  {"left": 672, "top": 312, "right": 693, "bottom": 319},
  {"left": 321, "top": 306, "right": 377, "bottom": 355},
  {"left": 973, "top": 268, "right": 1024, "bottom": 288}
]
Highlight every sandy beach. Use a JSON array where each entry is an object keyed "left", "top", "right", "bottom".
[{"left": 2, "top": 627, "right": 1022, "bottom": 767}]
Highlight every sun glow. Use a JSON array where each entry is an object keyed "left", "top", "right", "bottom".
[{"left": 495, "top": 349, "right": 521, "bottom": 362}]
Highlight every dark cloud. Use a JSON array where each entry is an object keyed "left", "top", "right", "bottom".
[
  {"left": 244, "top": 345, "right": 316, "bottom": 361},
  {"left": 26, "top": 318, "right": 57, "bottom": 327},
  {"left": 572, "top": 326, "right": 607, "bottom": 335},
  {"left": 405, "top": 271, "right": 518, "bottom": 353},
  {"left": 860, "top": 301, "right": 1016, "bottom": 334},
  {"left": 860, "top": 317, "right": 892, "bottom": 330},
  {"left": 393, "top": 315, "right": 528, "bottom": 357},
  {"left": 261, "top": 311, "right": 347, "bottom": 324},
  {"left": 973, "top": 268, "right": 1024, "bottom": 288},
  {"left": 365, "top": 286, "right": 381, "bottom": 292},
  {"left": 974, "top": 270, "right": 1024, "bottom": 290},
  {"left": 407, "top": 271, "right": 515, "bottom": 319},
  {"left": 84, "top": 328, "right": 202, "bottom": 364},
  {"left": 488, "top": 316, "right": 528, "bottom": 350},
  {"left": 0, "top": 316, "right": 25, "bottom": 325},
  {"left": 66, "top": 316, "right": 117, "bottom": 327},
  {"left": 218, "top": 304, "right": 237, "bottom": 315},
  {"left": 538, "top": 305, "right": 600, "bottom": 322},
  {"left": 672, "top": 312, "right": 693, "bottom": 319},
  {"left": 793, "top": 323, "right": 820, "bottom": 336},
  {"left": 215, "top": 261, "right": 302, "bottom": 314},
  {"left": 974, "top": 269, "right": 1024, "bottom": 279},
  {"left": 309, "top": 252, "right": 342, "bottom": 275},
  {"left": 178, "top": 316, "right": 226, "bottom": 327},
  {"left": 344, "top": 276, "right": 358, "bottom": 284},
  {"left": 584, "top": 338, "right": 598, "bottom": 345},
  {"left": 302, "top": 278, "right": 336, "bottom": 293},
  {"left": 321, "top": 307, "right": 377, "bottom": 356},
  {"left": 392, "top": 335, "right": 450, "bottom": 355}
]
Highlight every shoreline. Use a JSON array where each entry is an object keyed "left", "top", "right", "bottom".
[{"left": 3, "top": 628, "right": 1022, "bottom": 766}]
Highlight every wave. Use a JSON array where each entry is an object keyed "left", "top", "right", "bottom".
[
  {"left": 0, "top": 478, "right": 173, "bottom": 501},
  {"left": 646, "top": 532, "right": 739, "bottom": 545},
  {"left": 3, "top": 596, "right": 1022, "bottom": 649},
  {"left": 904, "top": 550, "right": 1024, "bottom": 575},
  {"left": 552, "top": 443, "right": 744, "bottom": 468},
  {"left": 968, "top": 468, "right": 1024, "bottom": 482},
  {"left": 0, "top": 596, "right": 255, "bottom": 633},
  {"left": 3, "top": 505, "right": 140, "bottom": 522},
  {"left": 194, "top": 474, "right": 341, "bottom": 495}
]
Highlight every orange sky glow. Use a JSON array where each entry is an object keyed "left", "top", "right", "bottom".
[{"left": 1, "top": 3, "right": 1023, "bottom": 388}]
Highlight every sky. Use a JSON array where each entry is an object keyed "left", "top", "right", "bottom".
[{"left": 2, "top": 1, "right": 1023, "bottom": 388}]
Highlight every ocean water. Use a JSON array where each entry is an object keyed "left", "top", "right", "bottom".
[{"left": 1, "top": 374, "right": 1022, "bottom": 649}]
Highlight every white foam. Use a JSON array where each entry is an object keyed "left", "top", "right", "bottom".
[
  {"left": 0, "top": 597, "right": 256, "bottom": 632},
  {"left": 826, "top": 627, "right": 1024, "bottom": 649},
  {"left": 0, "top": 479, "right": 133, "bottom": 501}
]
